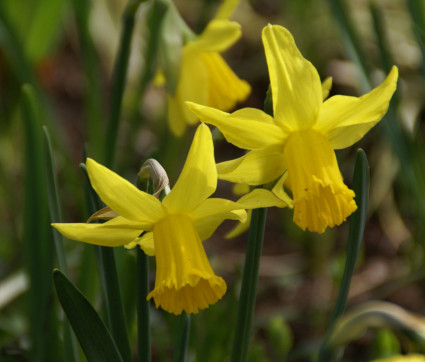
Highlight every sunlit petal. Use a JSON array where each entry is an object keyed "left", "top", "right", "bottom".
[
  {"left": 163, "top": 124, "right": 217, "bottom": 213},
  {"left": 225, "top": 210, "right": 251, "bottom": 238},
  {"left": 315, "top": 66, "right": 398, "bottom": 149},
  {"left": 186, "top": 102, "right": 286, "bottom": 150},
  {"left": 52, "top": 217, "right": 144, "bottom": 247},
  {"left": 86, "top": 158, "right": 165, "bottom": 223},
  {"left": 213, "top": 0, "right": 240, "bottom": 20},
  {"left": 262, "top": 24, "right": 322, "bottom": 131},
  {"left": 217, "top": 146, "right": 285, "bottom": 185}
]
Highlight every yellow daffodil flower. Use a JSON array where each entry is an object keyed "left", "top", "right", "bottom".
[
  {"left": 53, "top": 124, "right": 251, "bottom": 315},
  {"left": 165, "top": 0, "right": 251, "bottom": 136},
  {"left": 187, "top": 24, "right": 398, "bottom": 233}
]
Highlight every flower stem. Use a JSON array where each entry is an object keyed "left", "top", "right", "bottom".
[
  {"left": 317, "top": 149, "right": 369, "bottom": 362},
  {"left": 104, "top": 0, "right": 143, "bottom": 168},
  {"left": 231, "top": 202, "right": 268, "bottom": 362},
  {"left": 173, "top": 313, "right": 191, "bottom": 362},
  {"left": 137, "top": 247, "right": 151, "bottom": 362}
]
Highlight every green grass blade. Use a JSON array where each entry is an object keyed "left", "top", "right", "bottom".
[
  {"left": 104, "top": 0, "right": 144, "bottom": 168},
  {"left": 80, "top": 163, "right": 133, "bottom": 362},
  {"left": 21, "top": 84, "right": 57, "bottom": 361},
  {"left": 231, "top": 204, "right": 268, "bottom": 362},
  {"left": 42, "top": 126, "right": 80, "bottom": 362},
  {"left": 317, "top": 149, "right": 370, "bottom": 362},
  {"left": 53, "top": 269, "right": 124, "bottom": 362}
]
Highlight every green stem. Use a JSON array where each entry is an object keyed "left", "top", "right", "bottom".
[
  {"left": 173, "top": 313, "right": 191, "bottom": 362},
  {"left": 317, "top": 149, "right": 370, "bottom": 362},
  {"left": 231, "top": 204, "right": 268, "bottom": 362},
  {"left": 104, "top": 0, "right": 143, "bottom": 168},
  {"left": 137, "top": 248, "right": 151, "bottom": 362}
]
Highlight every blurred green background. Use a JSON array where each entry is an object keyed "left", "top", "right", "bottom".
[{"left": 1, "top": 0, "right": 425, "bottom": 361}]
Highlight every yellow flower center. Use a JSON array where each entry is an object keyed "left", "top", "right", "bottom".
[
  {"left": 148, "top": 214, "right": 226, "bottom": 315},
  {"left": 283, "top": 129, "right": 357, "bottom": 233}
]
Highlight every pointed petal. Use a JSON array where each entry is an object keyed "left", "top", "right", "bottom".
[
  {"left": 322, "top": 77, "right": 332, "bottom": 100},
  {"left": 272, "top": 173, "right": 294, "bottom": 207},
  {"left": 187, "top": 19, "right": 241, "bottom": 53},
  {"left": 194, "top": 209, "right": 247, "bottom": 240},
  {"left": 315, "top": 66, "right": 398, "bottom": 149},
  {"left": 213, "top": 0, "right": 240, "bottom": 20},
  {"left": 163, "top": 124, "right": 217, "bottom": 213},
  {"left": 201, "top": 52, "right": 251, "bottom": 111},
  {"left": 124, "top": 232, "right": 155, "bottom": 256},
  {"left": 190, "top": 198, "right": 247, "bottom": 222},
  {"left": 262, "top": 24, "right": 322, "bottom": 130},
  {"left": 186, "top": 102, "right": 286, "bottom": 150},
  {"left": 225, "top": 210, "right": 251, "bottom": 238},
  {"left": 237, "top": 188, "right": 289, "bottom": 208},
  {"left": 217, "top": 146, "right": 285, "bottom": 185},
  {"left": 52, "top": 217, "right": 144, "bottom": 247},
  {"left": 86, "top": 158, "right": 165, "bottom": 223}
]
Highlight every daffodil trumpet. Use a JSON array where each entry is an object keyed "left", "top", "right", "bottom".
[{"left": 187, "top": 24, "right": 398, "bottom": 233}]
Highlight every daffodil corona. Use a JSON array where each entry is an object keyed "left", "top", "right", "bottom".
[
  {"left": 187, "top": 24, "right": 398, "bottom": 233},
  {"left": 53, "top": 124, "right": 249, "bottom": 315}
]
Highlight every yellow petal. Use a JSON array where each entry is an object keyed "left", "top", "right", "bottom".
[
  {"left": 322, "top": 77, "right": 332, "bottom": 100},
  {"left": 315, "top": 66, "right": 398, "bottom": 149},
  {"left": 186, "top": 102, "right": 286, "bottom": 150},
  {"left": 195, "top": 209, "right": 247, "bottom": 240},
  {"left": 201, "top": 52, "right": 251, "bottom": 111},
  {"left": 283, "top": 129, "right": 357, "bottom": 233},
  {"left": 168, "top": 50, "right": 208, "bottom": 136},
  {"left": 190, "top": 198, "right": 247, "bottom": 223},
  {"left": 52, "top": 217, "right": 144, "bottom": 247},
  {"left": 86, "top": 158, "right": 165, "bottom": 223},
  {"left": 237, "top": 188, "right": 289, "bottom": 209},
  {"left": 272, "top": 173, "right": 294, "bottom": 208},
  {"left": 213, "top": 0, "right": 240, "bottom": 20},
  {"left": 187, "top": 19, "right": 241, "bottom": 53},
  {"left": 148, "top": 214, "right": 226, "bottom": 315},
  {"left": 226, "top": 210, "right": 251, "bottom": 238},
  {"left": 262, "top": 24, "right": 322, "bottom": 131},
  {"left": 163, "top": 124, "right": 217, "bottom": 213},
  {"left": 124, "top": 232, "right": 155, "bottom": 256},
  {"left": 217, "top": 146, "right": 285, "bottom": 185},
  {"left": 233, "top": 183, "right": 251, "bottom": 195}
]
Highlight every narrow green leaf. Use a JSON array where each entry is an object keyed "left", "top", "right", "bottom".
[
  {"left": 317, "top": 149, "right": 370, "bottom": 362},
  {"left": 43, "top": 126, "right": 79, "bottom": 362},
  {"left": 21, "top": 84, "right": 57, "bottom": 361},
  {"left": 53, "top": 269, "right": 124, "bottom": 362}
]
